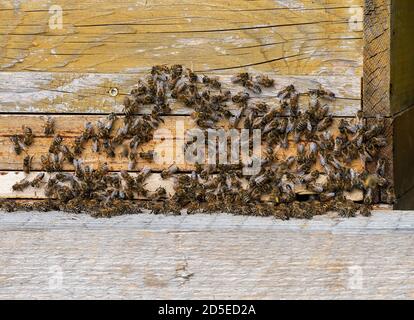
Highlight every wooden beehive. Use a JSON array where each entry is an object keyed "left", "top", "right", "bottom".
[{"left": 0, "top": 0, "right": 413, "bottom": 209}]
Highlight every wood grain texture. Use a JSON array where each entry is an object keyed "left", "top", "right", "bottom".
[
  {"left": 363, "top": 0, "right": 391, "bottom": 117},
  {"left": 395, "top": 186, "right": 414, "bottom": 210},
  {"left": 0, "top": 114, "right": 196, "bottom": 137},
  {"left": 0, "top": 171, "right": 364, "bottom": 201},
  {"left": 0, "top": 0, "right": 363, "bottom": 75},
  {"left": 365, "top": 117, "right": 392, "bottom": 204},
  {"left": 0, "top": 211, "right": 413, "bottom": 299},
  {"left": 390, "top": 0, "right": 414, "bottom": 115},
  {"left": 0, "top": 114, "right": 360, "bottom": 137},
  {"left": 0, "top": 72, "right": 361, "bottom": 115},
  {"left": 0, "top": 115, "right": 365, "bottom": 172},
  {"left": 393, "top": 107, "right": 414, "bottom": 200}
]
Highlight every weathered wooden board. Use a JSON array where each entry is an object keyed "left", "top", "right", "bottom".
[
  {"left": 0, "top": 0, "right": 363, "bottom": 75},
  {"left": 393, "top": 107, "right": 414, "bottom": 207},
  {"left": 0, "top": 115, "right": 196, "bottom": 137},
  {"left": 390, "top": 0, "right": 414, "bottom": 115},
  {"left": 0, "top": 72, "right": 361, "bottom": 115},
  {"left": 0, "top": 114, "right": 365, "bottom": 172},
  {"left": 396, "top": 186, "right": 414, "bottom": 210},
  {"left": 363, "top": 0, "right": 414, "bottom": 117},
  {"left": 0, "top": 136, "right": 179, "bottom": 171},
  {"left": 0, "top": 211, "right": 412, "bottom": 299},
  {"left": 0, "top": 114, "right": 359, "bottom": 137},
  {"left": 363, "top": 0, "right": 391, "bottom": 117},
  {"left": 0, "top": 139, "right": 365, "bottom": 173},
  {"left": 0, "top": 171, "right": 364, "bottom": 201}
]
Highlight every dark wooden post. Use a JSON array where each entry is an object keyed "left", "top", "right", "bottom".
[{"left": 364, "top": 0, "right": 414, "bottom": 209}]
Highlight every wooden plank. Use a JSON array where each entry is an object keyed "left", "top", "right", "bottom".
[
  {"left": 0, "top": 115, "right": 364, "bottom": 171},
  {"left": 0, "top": 128, "right": 366, "bottom": 173},
  {"left": 0, "top": 72, "right": 361, "bottom": 116},
  {"left": 0, "top": 136, "right": 180, "bottom": 171},
  {"left": 0, "top": 115, "right": 196, "bottom": 137},
  {"left": 390, "top": 1, "right": 414, "bottom": 115},
  {"left": 0, "top": 171, "right": 364, "bottom": 201},
  {"left": 365, "top": 117, "right": 393, "bottom": 204},
  {"left": 395, "top": 186, "right": 414, "bottom": 210},
  {"left": 0, "top": 171, "right": 176, "bottom": 199},
  {"left": 0, "top": 0, "right": 363, "bottom": 75},
  {"left": 363, "top": 0, "right": 391, "bottom": 117},
  {"left": 393, "top": 107, "right": 414, "bottom": 200},
  {"left": 0, "top": 114, "right": 359, "bottom": 137},
  {"left": 0, "top": 211, "right": 413, "bottom": 299}
]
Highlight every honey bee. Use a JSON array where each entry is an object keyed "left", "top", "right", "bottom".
[
  {"left": 73, "top": 159, "right": 84, "bottom": 179},
  {"left": 123, "top": 96, "right": 136, "bottom": 118},
  {"left": 102, "top": 139, "right": 115, "bottom": 158},
  {"left": 131, "top": 79, "right": 149, "bottom": 96},
  {"left": 202, "top": 76, "right": 221, "bottom": 89},
  {"left": 60, "top": 144, "right": 74, "bottom": 163},
  {"left": 232, "top": 91, "right": 249, "bottom": 104},
  {"left": 152, "top": 187, "right": 168, "bottom": 201},
  {"left": 12, "top": 179, "right": 31, "bottom": 192},
  {"left": 151, "top": 64, "right": 170, "bottom": 75},
  {"left": 139, "top": 150, "right": 155, "bottom": 161},
  {"left": 364, "top": 188, "right": 373, "bottom": 205},
  {"left": 40, "top": 154, "right": 54, "bottom": 172},
  {"left": 359, "top": 205, "right": 372, "bottom": 217},
  {"left": 81, "top": 122, "right": 95, "bottom": 142},
  {"left": 128, "top": 152, "right": 137, "bottom": 171},
  {"left": 22, "top": 126, "right": 34, "bottom": 146},
  {"left": 244, "top": 79, "right": 262, "bottom": 94},
  {"left": 382, "top": 185, "right": 395, "bottom": 204},
  {"left": 316, "top": 115, "right": 333, "bottom": 132},
  {"left": 112, "top": 124, "right": 129, "bottom": 147},
  {"left": 308, "top": 86, "right": 335, "bottom": 100},
  {"left": 277, "top": 84, "right": 295, "bottom": 100},
  {"left": 135, "top": 166, "right": 152, "bottom": 184},
  {"left": 52, "top": 153, "right": 64, "bottom": 172},
  {"left": 319, "top": 192, "right": 336, "bottom": 202},
  {"left": 30, "top": 172, "right": 45, "bottom": 188},
  {"left": 255, "top": 74, "right": 274, "bottom": 88},
  {"left": 97, "top": 113, "right": 117, "bottom": 139},
  {"left": 364, "top": 173, "right": 387, "bottom": 189},
  {"left": 91, "top": 136, "right": 100, "bottom": 153},
  {"left": 231, "top": 72, "right": 250, "bottom": 85},
  {"left": 9, "top": 135, "right": 25, "bottom": 155},
  {"left": 120, "top": 170, "right": 135, "bottom": 188},
  {"left": 170, "top": 64, "right": 183, "bottom": 79},
  {"left": 73, "top": 136, "right": 83, "bottom": 155},
  {"left": 43, "top": 116, "right": 55, "bottom": 135},
  {"left": 23, "top": 155, "right": 33, "bottom": 174},
  {"left": 161, "top": 164, "right": 178, "bottom": 179},
  {"left": 49, "top": 134, "right": 63, "bottom": 154},
  {"left": 336, "top": 200, "right": 358, "bottom": 218},
  {"left": 187, "top": 70, "right": 198, "bottom": 83},
  {"left": 120, "top": 144, "right": 129, "bottom": 158}
]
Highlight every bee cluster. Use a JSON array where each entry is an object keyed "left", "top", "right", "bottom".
[{"left": 1, "top": 65, "right": 394, "bottom": 218}]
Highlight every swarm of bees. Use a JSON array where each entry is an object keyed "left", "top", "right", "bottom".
[{"left": 0, "top": 65, "right": 394, "bottom": 218}]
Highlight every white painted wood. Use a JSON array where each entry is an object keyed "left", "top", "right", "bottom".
[{"left": 0, "top": 211, "right": 413, "bottom": 299}]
